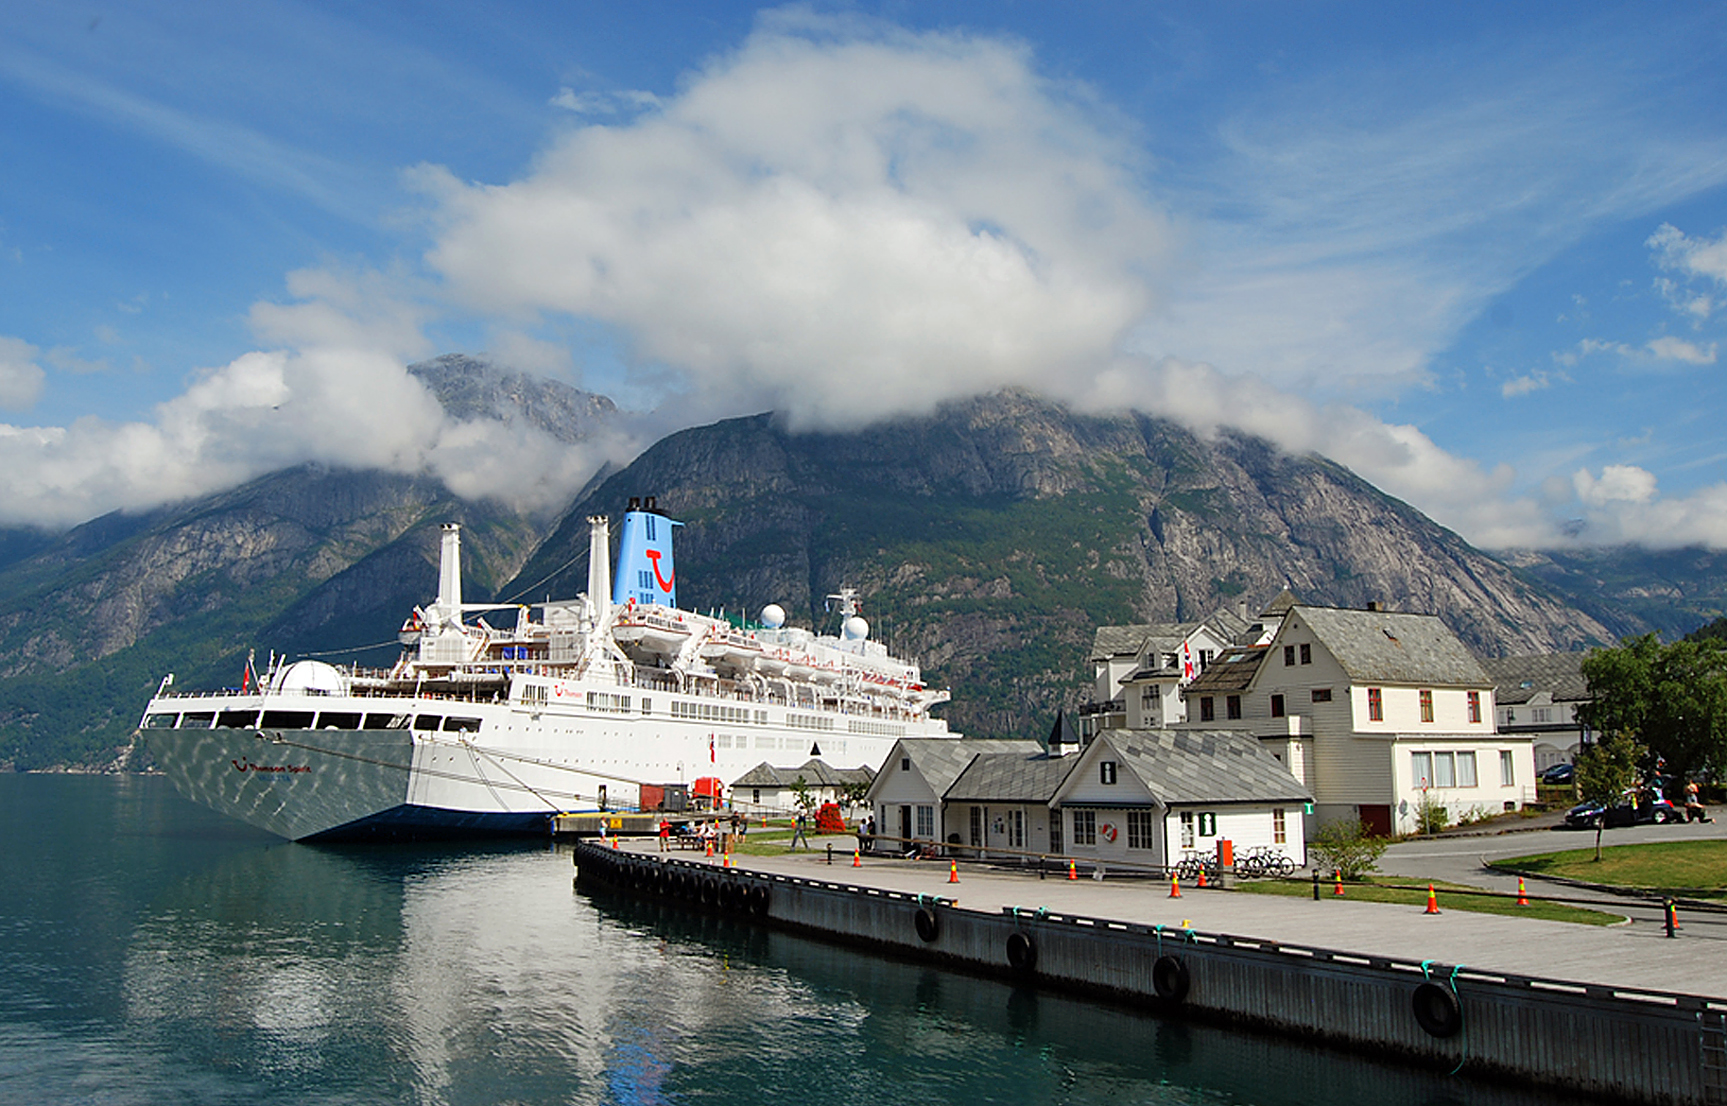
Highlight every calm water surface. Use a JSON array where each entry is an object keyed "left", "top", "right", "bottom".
[{"left": 1, "top": 775, "right": 1573, "bottom": 1105}]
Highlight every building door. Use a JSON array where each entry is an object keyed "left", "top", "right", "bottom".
[
  {"left": 1359, "top": 804, "right": 1392, "bottom": 837},
  {"left": 898, "top": 805, "right": 912, "bottom": 846}
]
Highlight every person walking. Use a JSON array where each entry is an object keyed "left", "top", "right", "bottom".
[
  {"left": 1686, "top": 779, "right": 1713, "bottom": 823},
  {"left": 790, "top": 812, "right": 810, "bottom": 850},
  {"left": 659, "top": 818, "right": 671, "bottom": 851}
]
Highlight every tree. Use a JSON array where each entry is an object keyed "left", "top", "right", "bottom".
[
  {"left": 790, "top": 775, "right": 817, "bottom": 819},
  {"left": 1573, "top": 731, "right": 1644, "bottom": 861},
  {"left": 1578, "top": 634, "right": 1727, "bottom": 782},
  {"left": 1310, "top": 820, "right": 1387, "bottom": 881}
]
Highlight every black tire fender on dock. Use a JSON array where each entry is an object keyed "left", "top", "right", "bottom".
[
  {"left": 1006, "top": 931, "right": 1037, "bottom": 973},
  {"left": 1412, "top": 981, "right": 1463, "bottom": 1038},
  {"left": 1152, "top": 955, "right": 1190, "bottom": 1002},
  {"left": 914, "top": 907, "right": 939, "bottom": 943},
  {"left": 750, "top": 885, "right": 770, "bottom": 917},
  {"left": 701, "top": 878, "right": 718, "bottom": 906}
]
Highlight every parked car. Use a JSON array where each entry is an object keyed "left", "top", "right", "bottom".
[
  {"left": 1539, "top": 763, "right": 1575, "bottom": 785},
  {"left": 1562, "top": 790, "right": 1683, "bottom": 829}
]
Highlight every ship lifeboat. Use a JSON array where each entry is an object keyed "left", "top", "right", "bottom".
[
  {"left": 756, "top": 648, "right": 790, "bottom": 678},
  {"left": 700, "top": 632, "right": 765, "bottom": 672},
  {"left": 612, "top": 609, "right": 694, "bottom": 655}
]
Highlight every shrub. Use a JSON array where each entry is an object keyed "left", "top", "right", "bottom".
[
  {"left": 1310, "top": 819, "right": 1387, "bottom": 881},
  {"left": 1415, "top": 795, "right": 1450, "bottom": 834}
]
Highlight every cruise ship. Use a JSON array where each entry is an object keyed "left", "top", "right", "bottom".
[{"left": 140, "top": 500, "right": 956, "bottom": 840}]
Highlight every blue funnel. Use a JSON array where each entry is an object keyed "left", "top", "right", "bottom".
[{"left": 612, "top": 505, "right": 682, "bottom": 608}]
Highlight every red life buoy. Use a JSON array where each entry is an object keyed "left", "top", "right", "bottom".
[{"left": 1101, "top": 823, "right": 1118, "bottom": 843}]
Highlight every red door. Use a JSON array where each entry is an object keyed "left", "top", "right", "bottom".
[{"left": 1359, "top": 805, "right": 1392, "bottom": 837}]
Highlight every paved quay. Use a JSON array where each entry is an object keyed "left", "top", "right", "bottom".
[{"left": 611, "top": 837, "right": 1727, "bottom": 1000}]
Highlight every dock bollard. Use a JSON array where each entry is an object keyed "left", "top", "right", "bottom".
[
  {"left": 1312, "top": 869, "right": 1320, "bottom": 901},
  {"left": 826, "top": 843, "right": 832, "bottom": 865},
  {"left": 1665, "top": 899, "right": 1679, "bottom": 937}
]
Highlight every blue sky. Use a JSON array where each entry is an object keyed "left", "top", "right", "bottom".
[{"left": 1, "top": 2, "right": 1724, "bottom": 547}]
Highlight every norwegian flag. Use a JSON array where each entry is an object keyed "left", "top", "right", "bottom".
[
  {"left": 1181, "top": 641, "right": 1195, "bottom": 682},
  {"left": 709, "top": 733, "right": 716, "bottom": 763}
]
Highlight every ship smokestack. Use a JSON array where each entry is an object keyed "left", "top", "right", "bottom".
[
  {"left": 587, "top": 516, "right": 611, "bottom": 627},
  {"left": 436, "top": 523, "right": 463, "bottom": 625}
]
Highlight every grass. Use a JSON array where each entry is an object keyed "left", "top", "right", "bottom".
[
  {"left": 1495, "top": 840, "right": 1727, "bottom": 898},
  {"left": 1234, "top": 875, "right": 1625, "bottom": 925}
]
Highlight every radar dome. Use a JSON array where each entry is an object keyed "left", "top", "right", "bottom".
[
  {"left": 843, "top": 616, "right": 870, "bottom": 641},
  {"left": 760, "top": 604, "right": 786, "bottom": 629}
]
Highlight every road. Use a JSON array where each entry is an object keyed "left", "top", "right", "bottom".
[{"left": 1379, "top": 814, "right": 1727, "bottom": 941}]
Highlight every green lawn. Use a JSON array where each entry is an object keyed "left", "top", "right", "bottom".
[
  {"left": 1234, "top": 876, "right": 1625, "bottom": 925},
  {"left": 1496, "top": 840, "right": 1727, "bottom": 898}
]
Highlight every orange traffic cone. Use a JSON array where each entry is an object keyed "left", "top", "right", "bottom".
[
  {"left": 723, "top": 852, "right": 732, "bottom": 869},
  {"left": 852, "top": 848, "right": 862, "bottom": 868},
  {"left": 610, "top": 836, "right": 619, "bottom": 850},
  {"left": 948, "top": 860, "right": 960, "bottom": 884},
  {"left": 1197, "top": 868, "right": 1207, "bottom": 889},
  {"left": 1516, "top": 877, "right": 1529, "bottom": 907},
  {"left": 1169, "top": 873, "right": 1183, "bottom": 898},
  {"left": 705, "top": 840, "right": 713, "bottom": 858},
  {"left": 1424, "top": 884, "right": 1441, "bottom": 915},
  {"left": 1333, "top": 868, "right": 1345, "bottom": 897},
  {"left": 1067, "top": 859, "right": 1078, "bottom": 881}
]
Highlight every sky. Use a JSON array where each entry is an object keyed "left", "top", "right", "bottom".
[{"left": 1, "top": 2, "right": 1725, "bottom": 548}]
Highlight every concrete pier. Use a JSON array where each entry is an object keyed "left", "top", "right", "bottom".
[{"left": 574, "top": 841, "right": 1727, "bottom": 1105}]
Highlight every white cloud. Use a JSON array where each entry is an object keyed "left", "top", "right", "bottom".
[
  {"left": 1557, "top": 335, "right": 1718, "bottom": 367},
  {"left": 1649, "top": 223, "right": 1727, "bottom": 285},
  {"left": 1645, "top": 335, "right": 1717, "bottom": 365},
  {"left": 549, "top": 87, "right": 661, "bottom": 115},
  {"left": 1574, "top": 464, "right": 1658, "bottom": 507},
  {"left": 0, "top": 336, "right": 46, "bottom": 410},
  {"left": 1501, "top": 371, "right": 1557, "bottom": 397},
  {"left": 418, "top": 17, "right": 1169, "bottom": 431},
  {"left": 1563, "top": 464, "right": 1727, "bottom": 546}
]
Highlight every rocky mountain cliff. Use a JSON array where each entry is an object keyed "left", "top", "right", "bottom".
[
  {"left": 3, "top": 363, "right": 1715, "bottom": 771},
  {"left": 507, "top": 390, "right": 1612, "bottom": 738}
]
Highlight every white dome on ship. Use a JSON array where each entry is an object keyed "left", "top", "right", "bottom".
[
  {"left": 274, "top": 659, "right": 346, "bottom": 695},
  {"left": 760, "top": 604, "right": 786, "bottom": 629},
  {"left": 843, "top": 616, "right": 869, "bottom": 641}
]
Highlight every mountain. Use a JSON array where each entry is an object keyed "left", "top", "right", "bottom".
[
  {"left": 6, "top": 365, "right": 1717, "bottom": 771},
  {"left": 505, "top": 390, "right": 1611, "bottom": 739},
  {"left": 1495, "top": 545, "right": 1727, "bottom": 642}
]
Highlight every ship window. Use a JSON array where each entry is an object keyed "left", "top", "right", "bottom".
[
  {"left": 413, "top": 715, "right": 443, "bottom": 731},
  {"left": 261, "top": 711, "right": 315, "bottom": 729},
  {"left": 443, "top": 716, "right": 482, "bottom": 733},
  {"left": 144, "top": 713, "right": 178, "bottom": 729},
  {"left": 364, "top": 713, "right": 410, "bottom": 730},
  {"left": 316, "top": 712, "right": 361, "bottom": 729},
  {"left": 178, "top": 712, "right": 214, "bottom": 729},
  {"left": 259, "top": 711, "right": 314, "bottom": 729},
  {"left": 217, "top": 710, "right": 259, "bottom": 728}
]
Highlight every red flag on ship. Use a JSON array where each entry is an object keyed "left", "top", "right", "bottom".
[{"left": 709, "top": 733, "right": 716, "bottom": 763}]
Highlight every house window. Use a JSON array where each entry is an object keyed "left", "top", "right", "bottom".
[
  {"left": 1533, "top": 707, "right": 1551, "bottom": 724},
  {"left": 1468, "top": 691, "right": 1482, "bottom": 724},
  {"left": 1273, "top": 808, "right": 1286, "bottom": 845},
  {"left": 970, "top": 805, "right": 982, "bottom": 847},
  {"left": 916, "top": 806, "right": 934, "bottom": 839},
  {"left": 1434, "top": 752, "right": 1456, "bottom": 788},
  {"left": 1367, "top": 687, "right": 1383, "bottom": 722},
  {"left": 1311, "top": 688, "right": 1332, "bottom": 703},
  {"left": 1500, "top": 750, "right": 1515, "bottom": 786},
  {"left": 1127, "top": 810, "right": 1155, "bottom": 850},
  {"left": 1144, "top": 684, "right": 1161, "bottom": 702},
  {"left": 1100, "top": 761, "right": 1117, "bottom": 785},
  {"left": 1412, "top": 751, "right": 1432, "bottom": 789},
  {"left": 1200, "top": 697, "right": 1215, "bottom": 722},
  {"left": 1300, "top": 643, "right": 1312, "bottom": 665},
  {"left": 901, "top": 757, "right": 911, "bottom": 771},
  {"left": 1007, "top": 810, "right": 1025, "bottom": 849},
  {"left": 1226, "top": 695, "right": 1241, "bottom": 720},
  {"left": 1049, "top": 816, "right": 1062, "bottom": 855},
  {"left": 1072, "top": 809, "right": 1096, "bottom": 846},
  {"left": 1179, "top": 811, "right": 1195, "bottom": 848},
  {"left": 1457, "top": 752, "right": 1477, "bottom": 788},
  {"left": 1284, "top": 645, "right": 1296, "bottom": 666},
  {"left": 1270, "top": 694, "right": 1285, "bottom": 718},
  {"left": 752, "top": 788, "right": 761, "bottom": 803},
  {"left": 1198, "top": 812, "right": 1217, "bottom": 837},
  {"left": 1199, "top": 649, "right": 1213, "bottom": 668},
  {"left": 1420, "top": 689, "right": 1434, "bottom": 723}
]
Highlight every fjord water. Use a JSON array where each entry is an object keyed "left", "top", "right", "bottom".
[{"left": 2, "top": 775, "right": 1564, "bottom": 1106}]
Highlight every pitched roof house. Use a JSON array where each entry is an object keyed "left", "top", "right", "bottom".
[
  {"left": 730, "top": 759, "right": 876, "bottom": 816},
  {"left": 1481, "top": 652, "right": 1592, "bottom": 771},
  {"left": 864, "top": 738, "right": 1042, "bottom": 849}
]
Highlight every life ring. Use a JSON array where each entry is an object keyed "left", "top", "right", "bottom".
[
  {"left": 1152, "top": 955, "right": 1190, "bottom": 1002},
  {"left": 914, "top": 907, "right": 940, "bottom": 943},
  {"left": 1006, "top": 931, "right": 1037, "bottom": 973},
  {"left": 1412, "top": 981, "right": 1463, "bottom": 1038},
  {"left": 1100, "top": 823, "right": 1118, "bottom": 843}
]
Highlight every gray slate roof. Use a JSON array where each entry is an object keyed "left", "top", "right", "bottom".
[
  {"left": 731, "top": 759, "right": 874, "bottom": 789},
  {"left": 1480, "top": 652, "right": 1590, "bottom": 705},
  {"left": 945, "top": 751, "right": 1080, "bottom": 803},
  {"left": 1295, "top": 605, "right": 1491, "bottom": 687},
  {"left": 1184, "top": 647, "right": 1268, "bottom": 693},
  {"left": 889, "top": 738, "right": 1043, "bottom": 796},
  {"left": 1104, "top": 729, "right": 1313, "bottom": 805},
  {"left": 1090, "top": 624, "right": 1169, "bottom": 662},
  {"left": 1260, "top": 588, "right": 1300, "bottom": 618}
]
